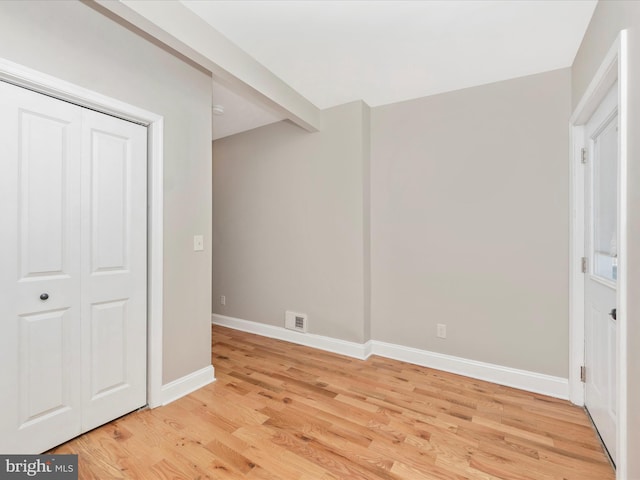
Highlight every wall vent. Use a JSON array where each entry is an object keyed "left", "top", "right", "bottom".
[{"left": 285, "top": 311, "right": 307, "bottom": 333}]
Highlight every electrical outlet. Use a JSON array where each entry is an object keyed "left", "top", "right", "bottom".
[
  {"left": 220, "top": 295, "right": 226, "bottom": 306},
  {"left": 437, "top": 324, "right": 447, "bottom": 339}
]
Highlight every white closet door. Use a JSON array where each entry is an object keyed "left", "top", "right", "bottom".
[
  {"left": 0, "top": 81, "right": 147, "bottom": 453},
  {"left": 0, "top": 82, "right": 83, "bottom": 453},
  {"left": 80, "top": 109, "right": 147, "bottom": 431}
]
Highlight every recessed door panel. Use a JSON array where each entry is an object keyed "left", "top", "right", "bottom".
[
  {"left": 19, "top": 309, "right": 72, "bottom": 425},
  {"left": 91, "top": 130, "right": 129, "bottom": 273},
  {"left": 90, "top": 300, "right": 128, "bottom": 398},
  {"left": 19, "top": 112, "right": 71, "bottom": 279}
]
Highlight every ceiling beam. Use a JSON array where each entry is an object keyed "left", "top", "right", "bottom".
[{"left": 93, "top": 0, "right": 321, "bottom": 132}]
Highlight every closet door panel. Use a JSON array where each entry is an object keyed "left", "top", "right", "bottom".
[
  {"left": 0, "top": 81, "right": 83, "bottom": 454},
  {"left": 0, "top": 80, "right": 148, "bottom": 453},
  {"left": 81, "top": 109, "right": 147, "bottom": 432}
]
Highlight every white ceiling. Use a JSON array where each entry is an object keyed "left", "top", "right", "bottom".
[{"left": 194, "top": 0, "right": 597, "bottom": 138}]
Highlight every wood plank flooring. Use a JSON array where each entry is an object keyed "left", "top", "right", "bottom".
[{"left": 52, "top": 325, "right": 614, "bottom": 479}]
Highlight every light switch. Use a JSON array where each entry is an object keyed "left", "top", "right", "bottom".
[{"left": 193, "top": 235, "right": 204, "bottom": 251}]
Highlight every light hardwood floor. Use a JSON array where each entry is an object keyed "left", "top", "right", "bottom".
[{"left": 52, "top": 325, "right": 614, "bottom": 479}]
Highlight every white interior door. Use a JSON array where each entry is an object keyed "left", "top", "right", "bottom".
[
  {"left": 0, "top": 81, "right": 84, "bottom": 453},
  {"left": 0, "top": 81, "right": 147, "bottom": 453},
  {"left": 80, "top": 108, "right": 147, "bottom": 432},
  {"left": 584, "top": 84, "right": 618, "bottom": 462}
]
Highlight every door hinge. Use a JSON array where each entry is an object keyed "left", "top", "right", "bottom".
[
  {"left": 581, "top": 148, "right": 588, "bottom": 164},
  {"left": 580, "top": 365, "right": 586, "bottom": 383},
  {"left": 581, "top": 257, "right": 588, "bottom": 273}
]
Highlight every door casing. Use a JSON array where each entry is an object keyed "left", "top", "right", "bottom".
[
  {"left": 0, "top": 57, "right": 166, "bottom": 409},
  {"left": 569, "top": 31, "right": 628, "bottom": 478}
]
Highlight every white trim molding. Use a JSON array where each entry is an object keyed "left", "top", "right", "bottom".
[
  {"left": 0, "top": 57, "right": 166, "bottom": 409},
  {"left": 569, "top": 31, "right": 628, "bottom": 478},
  {"left": 212, "top": 314, "right": 371, "bottom": 360},
  {"left": 212, "top": 314, "right": 569, "bottom": 400},
  {"left": 370, "top": 341, "right": 568, "bottom": 399},
  {"left": 160, "top": 366, "right": 216, "bottom": 406},
  {"left": 568, "top": 120, "right": 586, "bottom": 407}
]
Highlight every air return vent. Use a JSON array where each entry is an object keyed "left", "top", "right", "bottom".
[{"left": 285, "top": 311, "right": 307, "bottom": 333}]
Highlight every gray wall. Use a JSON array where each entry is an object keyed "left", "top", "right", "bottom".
[
  {"left": 572, "top": 1, "right": 640, "bottom": 476},
  {"left": 212, "top": 102, "right": 370, "bottom": 343},
  {"left": 0, "top": 1, "right": 213, "bottom": 384},
  {"left": 370, "top": 69, "right": 571, "bottom": 377},
  {"left": 213, "top": 69, "right": 571, "bottom": 379}
]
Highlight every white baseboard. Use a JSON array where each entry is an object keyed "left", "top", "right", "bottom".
[
  {"left": 212, "top": 313, "right": 370, "bottom": 359},
  {"left": 211, "top": 314, "right": 569, "bottom": 400},
  {"left": 160, "top": 365, "right": 216, "bottom": 406},
  {"left": 370, "top": 340, "right": 569, "bottom": 399}
]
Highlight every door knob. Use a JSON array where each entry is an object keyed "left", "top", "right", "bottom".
[
  {"left": 609, "top": 308, "right": 617, "bottom": 320},
  {"left": 39, "top": 293, "right": 49, "bottom": 301}
]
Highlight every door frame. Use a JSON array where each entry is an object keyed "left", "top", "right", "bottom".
[
  {"left": 0, "top": 58, "right": 165, "bottom": 409},
  {"left": 569, "top": 31, "right": 627, "bottom": 476}
]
